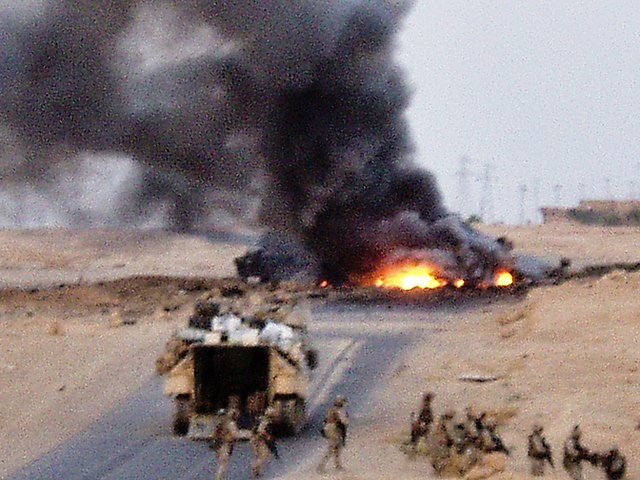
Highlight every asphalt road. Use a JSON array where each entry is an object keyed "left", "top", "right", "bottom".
[{"left": 9, "top": 300, "right": 473, "bottom": 480}]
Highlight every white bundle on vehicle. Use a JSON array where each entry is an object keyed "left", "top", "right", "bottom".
[
  {"left": 211, "top": 314, "right": 243, "bottom": 333},
  {"left": 228, "top": 328, "right": 260, "bottom": 346},
  {"left": 259, "top": 321, "right": 296, "bottom": 350}
]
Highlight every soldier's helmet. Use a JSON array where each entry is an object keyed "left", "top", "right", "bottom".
[
  {"left": 443, "top": 409, "right": 456, "bottom": 419},
  {"left": 533, "top": 424, "right": 544, "bottom": 433},
  {"left": 334, "top": 395, "right": 347, "bottom": 407},
  {"left": 423, "top": 392, "right": 434, "bottom": 402}
]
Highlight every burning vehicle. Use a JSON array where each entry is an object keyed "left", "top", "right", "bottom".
[{"left": 235, "top": 215, "right": 519, "bottom": 293}]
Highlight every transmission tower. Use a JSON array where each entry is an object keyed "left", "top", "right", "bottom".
[
  {"left": 578, "top": 182, "right": 586, "bottom": 201},
  {"left": 604, "top": 177, "right": 613, "bottom": 198},
  {"left": 554, "top": 184, "right": 563, "bottom": 205},
  {"left": 531, "top": 178, "right": 540, "bottom": 224},
  {"left": 479, "top": 163, "right": 493, "bottom": 223},
  {"left": 456, "top": 157, "right": 471, "bottom": 217},
  {"left": 518, "top": 184, "right": 528, "bottom": 224}
]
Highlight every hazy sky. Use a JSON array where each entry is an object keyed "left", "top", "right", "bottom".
[{"left": 396, "top": 1, "right": 640, "bottom": 223}]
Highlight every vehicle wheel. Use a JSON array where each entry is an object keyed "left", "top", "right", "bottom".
[
  {"left": 172, "top": 395, "right": 191, "bottom": 436},
  {"left": 306, "top": 349, "right": 319, "bottom": 370},
  {"left": 275, "top": 397, "right": 306, "bottom": 436}
]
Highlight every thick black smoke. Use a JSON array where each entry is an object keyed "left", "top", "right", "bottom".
[{"left": 0, "top": 0, "right": 512, "bottom": 281}]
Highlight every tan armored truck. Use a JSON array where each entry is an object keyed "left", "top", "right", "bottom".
[{"left": 159, "top": 300, "right": 317, "bottom": 438}]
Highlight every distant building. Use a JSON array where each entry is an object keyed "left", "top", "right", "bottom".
[
  {"left": 539, "top": 207, "right": 569, "bottom": 224},
  {"left": 540, "top": 200, "right": 640, "bottom": 225},
  {"left": 578, "top": 200, "right": 640, "bottom": 216}
]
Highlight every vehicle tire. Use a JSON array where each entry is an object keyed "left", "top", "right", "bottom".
[
  {"left": 275, "top": 397, "right": 306, "bottom": 436},
  {"left": 306, "top": 349, "right": 319, "bottom": 370},
  {"left": 172, "top": 395, "right": 191, "bottom": 436}
]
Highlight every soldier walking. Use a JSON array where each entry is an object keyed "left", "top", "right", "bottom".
[
  {"left": 478, "top": 419, "right": 510, "bottom": 455},
  {"left": 598, "top": 447, "right": 626, "bottom": 480},
  {"left": 210, "top": 408, "right": 243, "bottom": 480},
  {"left": 563, "top": 425, "right": 596, "bottom": 480},
  {"left": 318, "top": 395, "right": 349, "bottom": 473},
  {"left": 410, "top": 392, "right": 434, "bottom": 450},
  {"left": 463, "top": 407, "right": 482, "bottom": 448},
  {"left": 251, "top": 406, "right": 278, "bottom": 477},
  {"left": 527, "top": 425, "right": 554, "bottom": 476},
  {"left": 428, "top": 410, "right": 456, "bottom": 476}
]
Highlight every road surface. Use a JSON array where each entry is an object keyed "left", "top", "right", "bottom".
[{"left": 9, "top": 299, "right": 481, "bottom": 480}]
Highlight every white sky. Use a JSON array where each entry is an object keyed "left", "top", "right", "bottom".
[{"left": 396, "top": 1, "right": 640, "bottom": 223}]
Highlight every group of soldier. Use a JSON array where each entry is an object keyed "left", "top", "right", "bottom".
[
  {"left": 408, "top": 392, "right": 627, "bottom": 480},
  {"left": 207, "top": 388, "right": 628, "bottom": 479},
  {"left": 559, "top": 425, "right": 626, "bottom": 480},
  {"left": 408, "top": 392, "right": 510, "bottom": 477},
  {"left": 210, "top": 394, "right": 349, "bottom": 479},
  {"left": 210, "top": 404, "right": 280, "bottom": 480}
]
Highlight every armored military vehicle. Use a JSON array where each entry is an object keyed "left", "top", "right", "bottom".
[{"left": 159, "top": 300, "right": 317, "bottom": 438}]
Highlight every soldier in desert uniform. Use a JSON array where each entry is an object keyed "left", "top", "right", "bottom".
[
  {"left": 598, "top": 447, "right": 626, "bottom": 480},
  {"left": 318, "top": 395, "right": 349, "bottom": 473},
  {"left": 462, "top": 407, "right": 482, "bottom": 448},
  {"left": 428, "top": 410, "right": 456, "bottom": 476},
  {"left": 452, "top": 421, "right": 481, "bottom": 474},
  {"left": 477, "top": 419, "right": 510, "bottom": 456},
  {"left": 527, "top": 424, "right": 554, "bottom": 476},
  {"left": 210, "top": 408, "right": 243, "bottom": 480},
  {"left": 251, "top": 406, "right": 278, "bottom": 477},
  {"left": 563, "top": 425, "right": 597, "bottom": 480},
  {"left": 410, "top": 392, "right": 435, "bottom": 450}
]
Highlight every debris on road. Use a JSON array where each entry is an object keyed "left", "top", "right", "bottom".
[{"left": 458, "top": 374, "right": 501, "bottom": 383}]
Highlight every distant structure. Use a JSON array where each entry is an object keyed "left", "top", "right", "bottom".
[
  {"left": 456, "top": 157, "right": 472, "bottom": 217},
  {"left": 541, "top": 200, "right": 640, "bottom": 225},
  {"left": 479, "top": 163, "right": 493, "bottom": 223}
]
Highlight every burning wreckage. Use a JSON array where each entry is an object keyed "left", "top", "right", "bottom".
[
  {"left": 236, "top": 216, "right": 523, "bottom": 292},
  {"left": 157, "top": 296, "right": 318, "bottom": 438}
]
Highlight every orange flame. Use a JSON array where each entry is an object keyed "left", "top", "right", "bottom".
[
  {"left": 494, "top": 270, "right": 514, "bottom": 287},
  {"left": 319, "top": 280, "right": 329, "bottom": 288},
  {"left": 361, "top": 261, "right": 515, "bottom": 291},
  {"left": 371, "top": 263, "right": 448, "bottom": 291}
]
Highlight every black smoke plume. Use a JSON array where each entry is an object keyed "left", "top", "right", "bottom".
[{"left": 0, "top": 0, "right": 512, "bottom": 282}]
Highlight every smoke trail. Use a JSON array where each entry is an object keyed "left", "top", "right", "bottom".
[{"left": 0, "top": 0, "right": 512, "bottom": 281}]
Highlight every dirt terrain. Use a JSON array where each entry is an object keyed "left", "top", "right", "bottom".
[{"left": 1, "top": 223, "right": 639, "bottom": 479}]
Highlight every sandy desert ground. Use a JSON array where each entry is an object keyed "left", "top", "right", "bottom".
[{"left": 0, "top": 223, "right": 639, "bottom": 479}]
